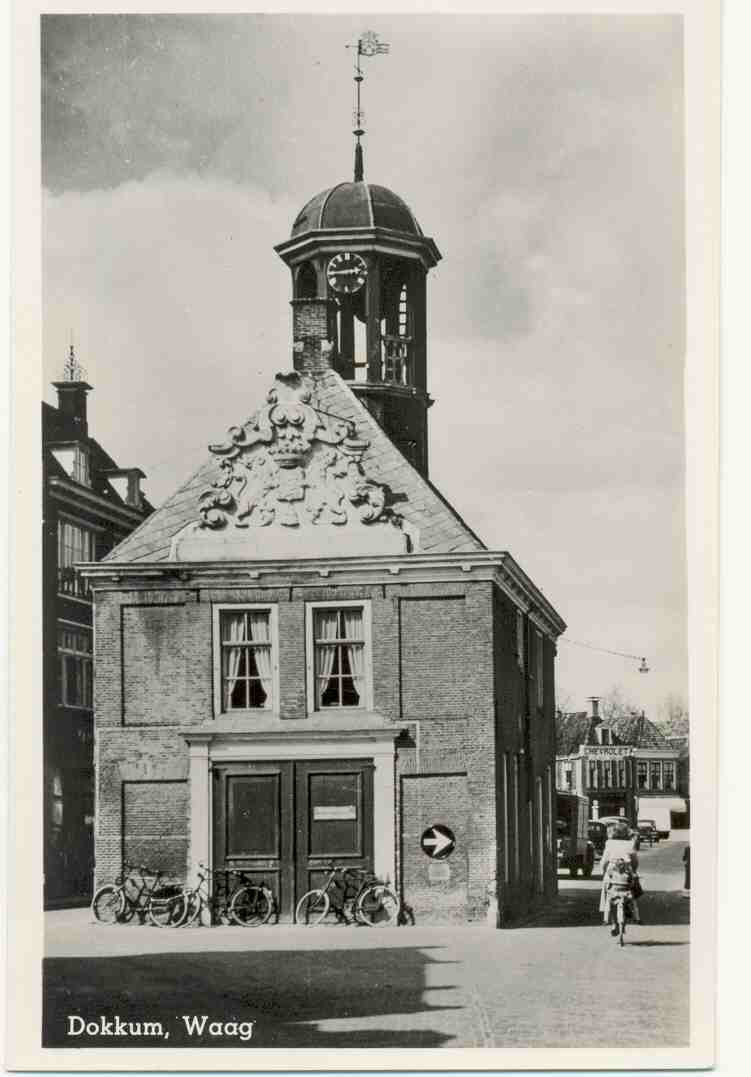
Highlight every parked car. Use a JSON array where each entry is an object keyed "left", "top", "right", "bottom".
[
  {"left": 587, "top": 821, "right": 607, "bottom": 856},
  {"left": 598, "top": 815, "right": 636, "bottom": 835},
  {"left": 637, "top": 819, "right": 660, "bottom": 846}
]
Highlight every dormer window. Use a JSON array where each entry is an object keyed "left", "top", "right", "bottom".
[
  {"left": 51, "top": 443, "right": 91, "bottom": 488},
  {"left": 105, "top": 468, "right": 145, "bottom": 508}
]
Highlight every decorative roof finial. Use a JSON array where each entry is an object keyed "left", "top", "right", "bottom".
[
  {"left": 347, "top": 31, "right": 390, "bottom": 182},
  {"left": 62, "top": 332, "right": 87, "bottom": 383}
]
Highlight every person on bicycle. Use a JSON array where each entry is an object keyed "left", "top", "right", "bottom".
[
  {"left": 602, "top": 855, "right": 640, "bottom": 934},
  {"left": 599, "top": 820, "right": 642, "bottom": 925}
]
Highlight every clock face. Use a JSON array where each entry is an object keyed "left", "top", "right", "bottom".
[{"left": 327, "top": 252, "right": 368, "bottom": 295}]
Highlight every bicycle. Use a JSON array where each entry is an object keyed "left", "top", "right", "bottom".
[
  {"left": 91, "top": 862, "right": 183, "bottom": 926},
  {"left": 295, "top": 863, "right": 400, "bottom": 927},
  {"left": 607, "top": 891, "right": 634, "bottom": 947},
  {"left": 179, "top": 864, "right": 275, "bottom": 927}
]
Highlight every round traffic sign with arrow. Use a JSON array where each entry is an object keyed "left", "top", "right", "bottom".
[{"left": 420, "top": 824, "right": 456, "bottom": 860}]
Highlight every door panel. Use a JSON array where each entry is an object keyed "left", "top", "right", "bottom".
[
  {"left": 226, "top": 774, "right": 280, "bottom": 858},
  {"left": 213, "top": 759, "right": 374, "bottom": 920},
  {"left": 213, "top": 763, "right": 293, "bottom": 918},
  {"left": 295, "top": 760, "right": 373, "bottom": 900}
]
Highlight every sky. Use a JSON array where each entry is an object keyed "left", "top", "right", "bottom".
[{"left": 40, "top": 12, "right": 687, "bottom": 719}]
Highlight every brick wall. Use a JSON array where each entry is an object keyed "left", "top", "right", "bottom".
[
  {"left": 93, "top": 574, "right": 556, "bottom": 921},
  {"left": 122, "top": 780, "right": 188, "bottom": 877},
  {"left": 400, "top": 774, "right": 470, "bottom": 922}
]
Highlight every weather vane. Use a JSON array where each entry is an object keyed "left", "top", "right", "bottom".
[{"left": 346, "top": 31, "right": 390, "bottom": 182}]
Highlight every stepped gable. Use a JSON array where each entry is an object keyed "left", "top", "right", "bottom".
[
  {"left": 105, "top": 370, "right": 484, "bottom": 564},
  {"left": 600, "top": 713, "right": 671, "bottom": 750}
]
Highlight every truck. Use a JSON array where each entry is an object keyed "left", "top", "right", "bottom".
[{"left": 556, "top": 792, "right": 595, "bottom": 877}]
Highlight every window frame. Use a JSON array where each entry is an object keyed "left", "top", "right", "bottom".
[
  {"left": 212, "top": 603, "right": 280, "bottom": 717},
  {"left": 515, "top": 609, "right": 525, "bottom": 672},
  {"left": 305, "top": 600, "right": 373, "bottom": 714},
  {"left": 57, "top": 516, "right": 98, "bottom": 600},
  {"left": 57, "top": 619, "right": 93, "bottom": 710},
  {"left": 535, "top": 629, "right": 544, "bottom": 708}
]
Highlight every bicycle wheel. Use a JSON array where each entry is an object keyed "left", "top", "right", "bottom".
[
  {"left": 91, "top": 884, "right": 125, "bottom": 924},
  {"left": 356, "top": 884, "right": 400, "bottom": 927},
  {"left": 181, "top": 890, "right": 203, "bottom": 927},
  {"left": 148, "top": 888, "right": 188, "bottom": 928},
  {"left": 230, "top": 885, "right": 273, "bottom": 927},
  {"left": 295, "top": 889, "right": 329, "bottom": 925}
]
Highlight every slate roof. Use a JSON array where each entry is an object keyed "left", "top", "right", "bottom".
[
  {"left": 105, "top": 369, "right": 486, "bottom": 564},
  {"left": 556, "top": 710, "right": 674, "bottom": 756},
  {"left": 43, "top": 400, "right": 155, "bottom": 517},
  {"left": 600, "top": 714, "right": 672, "bottom": 750}
]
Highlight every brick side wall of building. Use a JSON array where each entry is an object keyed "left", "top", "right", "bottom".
[{"left": 400, "top": 774, "right": 470, "bottom": 922}]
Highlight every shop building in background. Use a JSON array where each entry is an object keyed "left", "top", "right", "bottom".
[{"left": 555, "top": 697, "right": 687, "bottom": 832}]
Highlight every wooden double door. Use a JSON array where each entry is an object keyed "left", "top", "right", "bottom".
[{"left": 213, "top": 758, "right": 374, "bottom": 920}]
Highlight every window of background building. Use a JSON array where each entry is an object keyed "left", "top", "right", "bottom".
[
  {"left": 57, "top": 520, "right": 94, "bottom": 598},
  {"left": 58, "top": 624, "right": 93, "bottom": 708},
  {"left": 503, "top": 753, "right": 510, "bottom": 884},
  {"left": 51, "top": 444, "right": 92, "bottom": 488},
  {"left": 513, "top": 755, "right": 520, "bottom": 880},
  {"left": 516, "top": 609, "right": 525, "bottom": 672},
  {"left": 308, "top": 602, "right": 372, "bottom": 711},
  {"left": 535, "top": 630, "right": 543, "bottom": 708},
  {"left": 216, "top": 607, "right": 276, "bottom": 712},
  {"left": 589, "top": 760, "right": 596, "bottom": 788},
  {"left": 663, "top": 761, "right": 675, "bottom": 790},
  {"left": 50, "top": 771, "right": 64, "bottom": 830},
  {"left": 650, "top": 761, "right": 662, "bottom": 790},
  {"left": 617, "top": 759, "right": 626, "bottom": 787},
  {"left": 637, "top": 760, "right": 648, "bottom": 789}
]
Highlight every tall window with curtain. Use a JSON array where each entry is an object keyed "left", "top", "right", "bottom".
[
  {"left": 313, "top": 606, "right": 366, "bottom": 709},
  {"left": 219, "top": 609, "right": 273, "bottom": 711}
]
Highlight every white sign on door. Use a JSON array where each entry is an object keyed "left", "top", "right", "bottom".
[{"left": 313, "top": 805, "right": 357, "bottom": 821}]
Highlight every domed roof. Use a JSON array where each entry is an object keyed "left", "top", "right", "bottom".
[{"left": 291, "top": 181, "right": 423, "bottom": 238}]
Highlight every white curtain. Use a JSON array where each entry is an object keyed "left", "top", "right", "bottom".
[
  {"left": 249, "top": 611, "right": 272, "bottom": 705},
  {"left": 314, "top": 610, "right": 339, "bottom": 705},
  {"left": 223, "top": 614, "right": 247, "bottom": 709},
  {"left": 343, "top": 608, "right": 364, "bottom": 703}
]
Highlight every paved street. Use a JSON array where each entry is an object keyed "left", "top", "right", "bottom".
[{"left": 43, "top": 838, "right": 689, "bottom": 1049}]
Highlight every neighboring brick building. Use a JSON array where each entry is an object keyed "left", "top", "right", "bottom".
[
  {"left": 555, "top": 698, "right": 687, "bottom": 832},
  {"left": 82, "top": 174, "right": 566, "bottom": 925},
  {"left": 43, "top": 348, "right": 153, "bottom": 906}
]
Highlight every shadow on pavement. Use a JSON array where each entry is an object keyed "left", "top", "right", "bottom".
[
  {"left": 626, "top": 940, "right": 689, "bottom": 948},
  {"left": 511, "top": 887, "right": 690, "bottom": 929},
  {"left": 44, "top": 945, "right": 459, "bottom": 1048}
]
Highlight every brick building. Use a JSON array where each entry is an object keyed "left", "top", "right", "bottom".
[
  {"left": 555, "top": 699, "right": 687, "bottom": 831},
  {"left": 82, "top": 175, "right": 566, "bottom": 925},
  {"left": 43, "top": 349, "right": 152, "bottom": 906}
]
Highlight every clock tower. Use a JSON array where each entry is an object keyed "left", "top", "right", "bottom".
[{"left": 274, "top": 181, "right": 441, "bottom": 478}]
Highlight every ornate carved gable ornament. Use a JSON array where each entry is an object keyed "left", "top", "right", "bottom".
[{"left": 171, "top": 372, "right": 415, "bottom": 560}]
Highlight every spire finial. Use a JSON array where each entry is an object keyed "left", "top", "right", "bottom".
[
  {"left": 62, "top": 332, "right": 87, "bottom": 382},
  {"left": 347, "top": 31, "right": 390, "bottom": 182}
]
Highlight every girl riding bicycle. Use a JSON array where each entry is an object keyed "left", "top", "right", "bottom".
[{"left": 601, "top": 855, "right": 641, "bottom": 933}]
